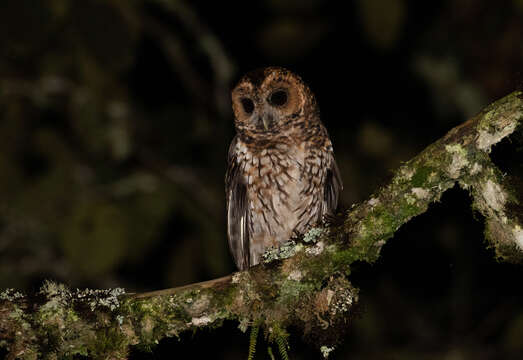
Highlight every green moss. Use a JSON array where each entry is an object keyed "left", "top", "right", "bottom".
[
  {"left": 277, "top": 279, "right": 315, "bottom": 308},
  {"left": 208, "top": 285, "right": 237, "bottom": 317},
  {"left": 120, "top": 292, "right": 201, "bottom": 346},
  {"left": 343, "top": 194, "right": 428, "bottom": 265},
  {"left": 373, "top": 206, "right": 398, "bottom": 231},
  {"left": 359, "top": 205, "right": 398, "bottom": 241},
  {"left": 411, "top": 166, "right": 434, "bottom": 187},
  {"left": 299, "top": 250, "right": 335, "bottom": 280},
  {"left": 181, "top": 289, "right": 203, "bottom": 305},
  {"left": 478, "top": 109, "right": 496, "bottom": 130},
  {"left": 90, "top": 326, "right": 128, "bottom": 359},
  {"left": 20, "top": 349, "right": 39, "bottom": 360},
  {"left": 397, "top": 198, "right": 424, "bottom": 221},
  {"left": 329, "top": 251, "right": 356, "bottom": 274}
]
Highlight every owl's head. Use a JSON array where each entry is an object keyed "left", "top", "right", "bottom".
[{"left": 231, "top": 67, "right": 318, "bottom": 138}]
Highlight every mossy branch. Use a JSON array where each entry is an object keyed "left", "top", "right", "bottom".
[{"left": 1, "top": 92, "right": 522, "bottom": 359}]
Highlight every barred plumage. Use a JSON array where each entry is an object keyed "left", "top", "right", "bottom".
[{"left": 226, "top": 67, "right": 342, "bottom": 270}]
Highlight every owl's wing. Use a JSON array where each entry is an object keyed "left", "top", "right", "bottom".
[
  {"left": 324, "top": 154, "right": 343, "bottom": 214},
  {"left": 225, "top": 136, "right": 250, "bottom": 270}
]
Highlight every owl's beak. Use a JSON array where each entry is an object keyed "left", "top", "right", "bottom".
[
  {"left": 253, "top": 110, "right": 274, "bottom": 131},
  {"left": 262, "top": 116, "right": 271, "bottom": 131},
  {"left": 261, "top": 112, "right": 274, "bottom": 131}
]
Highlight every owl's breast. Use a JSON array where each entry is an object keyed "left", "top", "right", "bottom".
[{"left": 237, "top": 141, "right": 323, "bottom": 247}]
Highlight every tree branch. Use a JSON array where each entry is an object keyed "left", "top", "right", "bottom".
[{"left": 1, "top": 91, "right": 522, "bottom": 359}]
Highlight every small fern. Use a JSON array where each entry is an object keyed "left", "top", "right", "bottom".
[
  {"left": 267, "top": 346, "right": 276, "bottom": 360},
  {"left": 275, "top": 334, "right": 289, "bottom": 360},
  {"left": 267, "top": 324, "right": 290, "bottom": 360},
  {"left": 247, "top": 324, "right": 259, "bottom": 360}
]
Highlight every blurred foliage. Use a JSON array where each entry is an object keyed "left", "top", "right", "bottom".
[
  {"left": 0, "top": 0, "right": 522, "bottom": 359},
  {"left": 358, "top": 0, "right": 406, "bottom": 50},
  {"left": 0, "top": 0, "right": 233, "bottom": 290}
]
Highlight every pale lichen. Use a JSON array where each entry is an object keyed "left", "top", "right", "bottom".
[
  {"left": 238, "top": 318, "right": 250, "bottom": 333},
  {"left": 477, "top": 121, "right": 518, "bottom": 152},
  {"left": 329, "top": 287, "right": 356, "bottom": 316},
  {"left": 79, "top": 288, "right": 125, "bottom": 311},
  {"left": 287, "top": 270, "right": 303, "bottom": 281},
  {"left": 482, "top": 179, "right": 506, "bottom": 213},
  {"left": 190, "top": 315, "right": 212, "bottom": 327},
  {"left": 411, "top": 187, "right": 430, "bottom": 200},
  {"left": 513, "top": 225, "right": 523, "bottom": 251},
  {"left": 399, "top": 166, "right": 415, "bottom": 181},
  {"left": 320, "top": 345, "right": 335, "bottom": 359},
  {"left": 305, "top": 241, "right": 325, "bottom": 256},
  {"left": 0, "top": 289, "right": 25, "bottom": 301},
  {"left": 326, "top": 290, "right": 335, "bottom": 306},
  {"left": 262, "top": 240, "right": 301, "bottom": 263},
  {"left": 38, "top": 281, "right": 125, "bottom": 312},
  {"left": 303, "top": 227, "right": 325, "bottom": 243},
  {"left": 187, "top": 294, "right": 210, "bottom": 316},
  {"left": 231, "top": 272, "right": 243, "bottom": 284},
  {"left": 445, "top": 144, "right": 469, "bottom": 178},
  {"left": 368, "top": 197, "right": 379, "bottom": 206},
  {"left": 405, "top": 193, "right": 417, "bottom": 205},
  {"left": 470, "top": 163, "right": 483, "bottom": 175}
]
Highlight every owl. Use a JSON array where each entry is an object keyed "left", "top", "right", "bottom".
[{"left": 226, "top": 67, "right": 342, "bottom": 270}]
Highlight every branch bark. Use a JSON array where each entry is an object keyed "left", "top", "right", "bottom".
[{"left": 1, "top": 91, "right": 522, "bottom": 359}]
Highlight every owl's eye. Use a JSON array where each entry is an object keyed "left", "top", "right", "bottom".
[
  {"left": 240, "top": 98, "right": 254, "bottom": 114},
  {"left": 268, "top": 90, "right": 288, "bottom": 107}
]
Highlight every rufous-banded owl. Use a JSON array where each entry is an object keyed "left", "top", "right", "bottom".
[{"left": 226, "top": 67, "right": 342, "bottom": 270}]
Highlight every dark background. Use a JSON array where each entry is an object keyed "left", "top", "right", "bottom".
[{"left": 1, "top": 0, "right": 523, "bottom": 359}]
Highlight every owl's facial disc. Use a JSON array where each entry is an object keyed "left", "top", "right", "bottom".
[
  {"left": 237, "top": 96, "right": 275, "bottom": 131},
  {"left": 231, "top": 67, "right": 314, "bottom": 136},
  {"left": 232, "top": 88, "right": 278, "bottom": 132}
]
